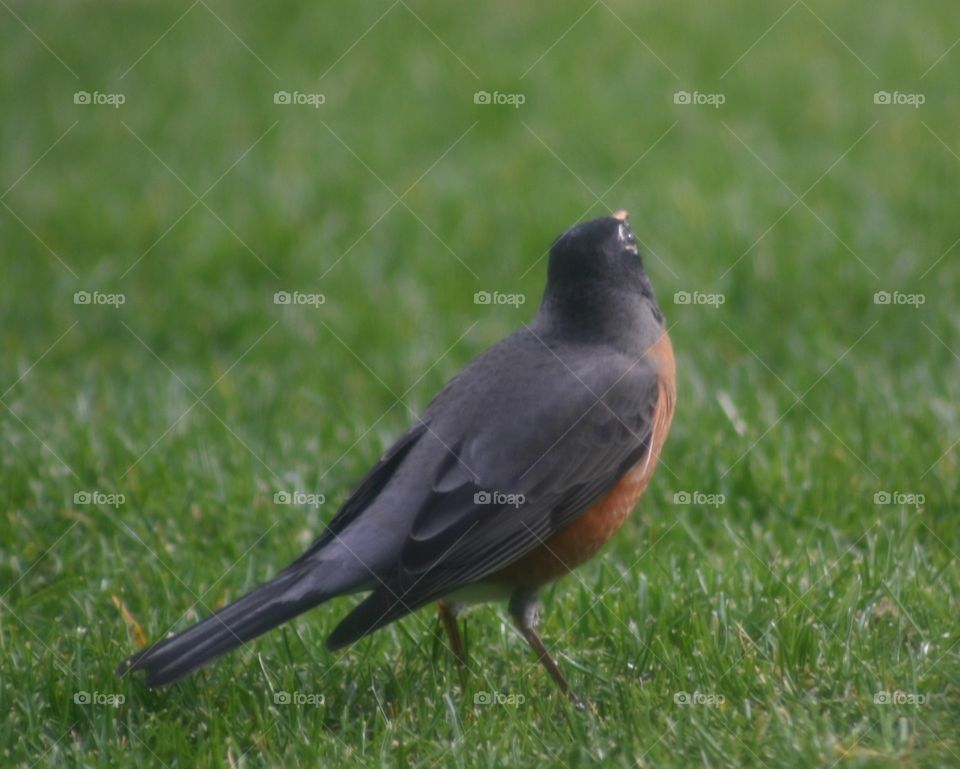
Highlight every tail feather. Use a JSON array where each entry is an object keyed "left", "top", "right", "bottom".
[
  {"left": 117, "top": 566, "right": 332, "bottom": 687},
  {"left": 326, "top": 585, "right": 426, "bottom": 651}
]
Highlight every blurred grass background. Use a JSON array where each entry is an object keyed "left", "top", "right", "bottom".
[{"left": 1, "top": 1, "right": 959, "bottom": 767}]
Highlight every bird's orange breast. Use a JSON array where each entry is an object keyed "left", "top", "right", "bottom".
[{"left": 492, "top": 330, "right": 675, "bottom": 589}]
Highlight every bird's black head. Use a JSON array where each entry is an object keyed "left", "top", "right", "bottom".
[
  {"left": 546, "top": 211, "right": 651, "bottom": 294},
  {"left": 539, "top": 211, "right": 663, "bottom": 344}
]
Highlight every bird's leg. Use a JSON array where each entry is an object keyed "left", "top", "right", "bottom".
[
  {"left": 508, "top": 590, "right": 582, "bottom": 705},
  {"left": 437, "top": 600, "right": 468, "bottom": 687}
]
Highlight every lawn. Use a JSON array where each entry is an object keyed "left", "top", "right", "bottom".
[{"left": 1, "top": 1, "right": 959, "bottom": 767}]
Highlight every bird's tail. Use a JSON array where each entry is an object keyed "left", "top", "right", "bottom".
[{"left": 116, "top": 563, "right": 336, "bottom": 687}]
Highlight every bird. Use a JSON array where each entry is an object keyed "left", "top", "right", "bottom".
[{"left": 117, "top": 210, "right": 675, "bottom": 700}]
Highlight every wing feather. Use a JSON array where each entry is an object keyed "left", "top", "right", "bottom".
[{"left": 327, "top": 336, "right": 663, "bottom": 648}]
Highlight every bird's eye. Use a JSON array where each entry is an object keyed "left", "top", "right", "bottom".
[{"left": 618, "top": 224, "right": 638, "bottom": 253}]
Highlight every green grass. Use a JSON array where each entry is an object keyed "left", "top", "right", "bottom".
[{"left": 2, "top": 1, "right": 959, "bottom": 766}]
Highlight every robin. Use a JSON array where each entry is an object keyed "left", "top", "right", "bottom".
[{"left": 118, "top": 210, "right": 675, "bottom": 700}]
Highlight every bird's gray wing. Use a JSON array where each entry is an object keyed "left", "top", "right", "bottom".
[
  {"left": 290, "top": 422, "right": 427, "bottom": 565},
  {"left": 327, "top": 336, "right": 663, "bottom": 648}
]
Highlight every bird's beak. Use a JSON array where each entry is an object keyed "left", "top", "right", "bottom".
[{"left": 612, "top": 209, "right": 629, "bottom": 222}]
